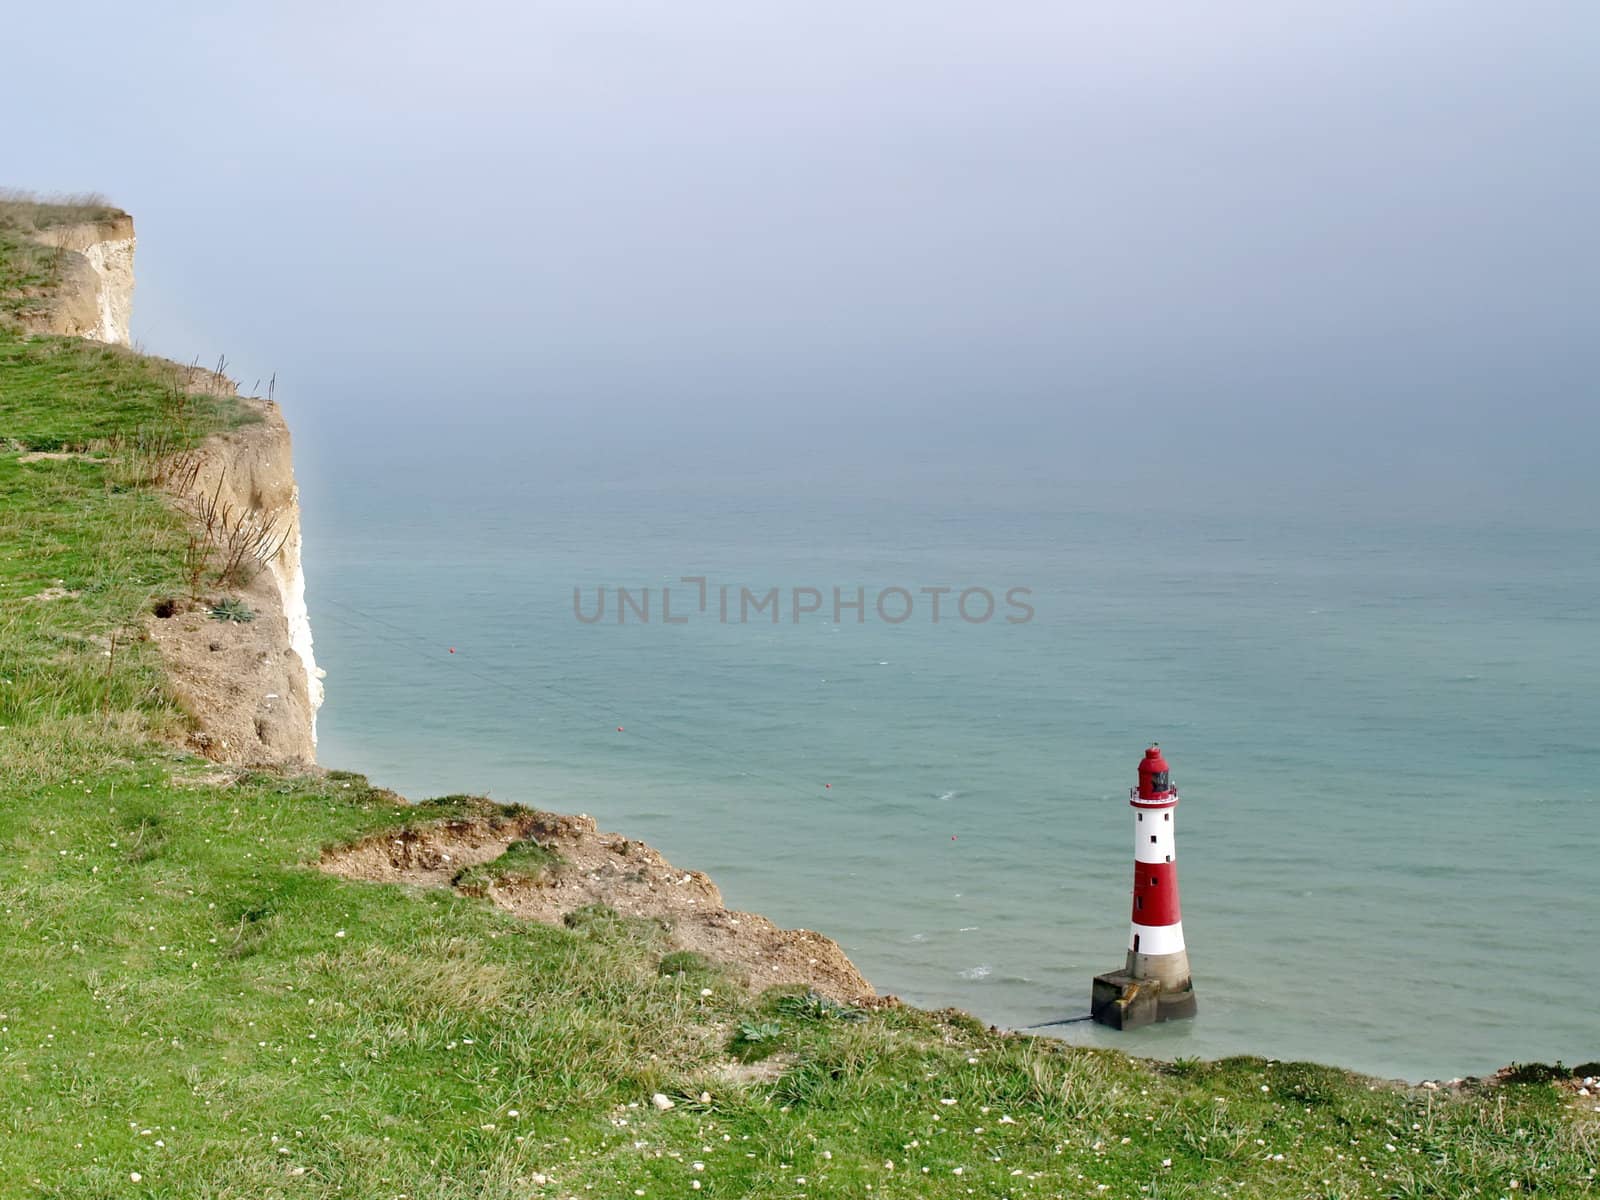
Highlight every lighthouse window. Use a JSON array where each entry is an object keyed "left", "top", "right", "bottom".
[
  {"left": 1150, "top": 876, "right": 1158, "bottom": 886},
  {"left": 1164, "top": 813, "right": 1170, "bottom": 821},
  {"left": 1151, "top": 771, "right": 1170, "bottom": 792},
  {"left": 1137, "top": 813, "right": 1143, "bottom": 822},
  {"left": 1135, "top": 896, "right": 1143, "bottom": 911},
  {"left": 1150, "top": 835, "right": 1157, "bottom": 843}
]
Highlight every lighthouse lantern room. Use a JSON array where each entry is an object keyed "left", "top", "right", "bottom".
[{"left": 1090, "top": 744, "right": 1198, "bottom": 1029}]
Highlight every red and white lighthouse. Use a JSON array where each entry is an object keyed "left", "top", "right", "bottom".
[{"left": 1091, "top": 744, "right": 1198, "bottom": 1028}]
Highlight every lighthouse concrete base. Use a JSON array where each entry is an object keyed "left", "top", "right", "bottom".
[{"left": 1090, "top": 970, "right": 1197, "bottom": 1030}]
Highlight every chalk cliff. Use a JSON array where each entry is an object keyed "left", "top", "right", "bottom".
[{"left": 26, "top": 212, "right": 136, "bottom": 345}]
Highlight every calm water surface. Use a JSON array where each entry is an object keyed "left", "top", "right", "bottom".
[{"left": 301, "top": 451, "right": 1598, "bottom": 1081}]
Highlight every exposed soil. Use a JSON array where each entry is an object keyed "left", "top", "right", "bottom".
[
  {"left": 319, "top": 804, "right": 875, "bottom": 1003},
  {"left": 147, "top": 589, "right": 313, "bottom": 765}
]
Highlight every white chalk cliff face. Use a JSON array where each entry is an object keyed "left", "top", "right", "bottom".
[
  {"left": 269, "top": 477, "right": 326, "bottom": 739},
  {"left": 29, "top": 214, "right": 137, "bottom": 345},
  {"left": 78, "top": 234, "right": 136, "bottom": 345}
]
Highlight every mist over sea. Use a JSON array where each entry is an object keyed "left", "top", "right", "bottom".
[{"left": 301, "top": 441, "right": 1599, "bottom": 1082}]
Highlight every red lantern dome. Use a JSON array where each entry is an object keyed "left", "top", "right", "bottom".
[{"left": 1136, "top": 744, "right": 1175, "bottom": 801}]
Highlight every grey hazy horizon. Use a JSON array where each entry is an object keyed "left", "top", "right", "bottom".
[{"left": 9, "top": 1, "right": 1597, "bottom": 515}]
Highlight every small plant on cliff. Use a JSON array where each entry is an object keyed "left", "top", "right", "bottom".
[
  {"left": 183, "top": 532, "right": 209, "bottom": 601},
  {"left": 178, "top": 470, "right": 293, "bottom": 587},
  {"left": 777, "top": 990, "right": 865, "bottom": 1023},
  {"left": 735, "top": 1019, "right": 783, "bottom": 1045},
  {"left": 208, "top": 597, "right": 254, "bottom": 623},
  {"left": 214, "top": 506, "right": 290, "bottom": 585}
]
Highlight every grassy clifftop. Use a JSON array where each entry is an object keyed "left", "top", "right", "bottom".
[{"left": 1, "top": 213, "right": 1595, "bottom": 1199}]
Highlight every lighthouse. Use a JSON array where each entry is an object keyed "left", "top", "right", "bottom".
[{"left": 1091, "top": 744, "right": 1198, "bottom": 1029}]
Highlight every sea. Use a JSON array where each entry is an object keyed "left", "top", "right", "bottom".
[{"left": 299, "top": 442, "right": 1598, "bottom": 1082}]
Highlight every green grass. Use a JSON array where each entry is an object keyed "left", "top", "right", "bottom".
[
  {"left": 0, "top": 223, "right": 60, "bottom": 322},
  {"left": 454, "top": 838, "right": 563, "bottom": 892},
  {"left": 0, "top": 330, "right": 250, "bottom": 450},
  {"left": 1, "top": 219, "right": 1596, "bottom": 1198}
]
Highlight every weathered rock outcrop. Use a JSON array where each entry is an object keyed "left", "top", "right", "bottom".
[{"left": 25, "top": 213, "right": 136, "bottom": 345}]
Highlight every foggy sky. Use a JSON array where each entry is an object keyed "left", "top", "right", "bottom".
[{"left": 8, "top": 1, "right": 1598, "bottom": 503}]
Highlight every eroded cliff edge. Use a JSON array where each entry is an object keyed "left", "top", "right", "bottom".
[
  {"left": 148, "top": 370, "right": 324, "bottom": 766},
  {"left": 321, "top": 801, "right": 877, "bottom": 1003},
  {"left": 23, "top": 210, "right": 136, "bottom": 345}
]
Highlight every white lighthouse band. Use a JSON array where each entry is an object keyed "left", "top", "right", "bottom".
[
  {"left": 1128, "top": 920, "right": 1186, "bottom": 956},
  {"left": 1133, "top": 804, "right": 1178, "bottom": 863}
]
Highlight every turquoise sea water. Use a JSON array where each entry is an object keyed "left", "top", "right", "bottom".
[{"left": 302, "top": 451, "right": 1597, "bottom": 1081}]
